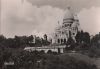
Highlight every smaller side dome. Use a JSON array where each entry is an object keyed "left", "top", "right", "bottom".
[
  {"left": 74, "top": 15, "right": 80, "bottom": 26},
  {"left": 74, "top": 14, "right": 79, "bottom": 21},
  {"left": 72, "top": 22, "right": 77, "bottom": 27}
]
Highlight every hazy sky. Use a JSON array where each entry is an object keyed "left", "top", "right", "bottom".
[{"left": 1, "top": 0, "right": 100, "bottom": 37}]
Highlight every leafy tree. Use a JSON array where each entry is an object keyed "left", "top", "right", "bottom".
[
  {"left": 82, "top": 32, "right": 90, "bottom": 44},
  {"left": 42, "top": 39, "right": 50, "bottom": 46},
  {"left": 91, "top": 33, "right": 100, "bottom": 45},
  {"left": 35, "top": 37, "right": 42, "bottom": 46},
  {"left": 40, "top": 50, "right": 45, "bottom": 54},
  {"left": 41, "top": 54, "right": 97, "bottom": 69},
  {"left": 67, "top": 37, "right": 75, "bottom": 45},
  {"left": 75, "top": 31, "right": 82, "bottom": 43},
  {"left": 87, "top": 33, "right": 100, "bottom": 57},
  {"left": 0, "top": 35, "right": 6, "bottom": 42},
  {"left": 75, "top": 31, "right": 90, "bottom": 44},
  {"left": 66, "top": 36, "right": 75, "bottom": 50}
]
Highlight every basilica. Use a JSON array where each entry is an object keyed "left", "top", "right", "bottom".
[
  {"left": 24, "top": 7, "right": 81, "bottom": 53},
  {"left": 52, "top": 7, "right": 80, "bottom": 44}
]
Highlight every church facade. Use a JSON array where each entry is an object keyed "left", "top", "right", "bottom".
[
  {"left": 24, "top": 7, "right": 81, "bottom": 53},
  {"left": 52, "top": 8, "right": 80, "bottom": 44}
]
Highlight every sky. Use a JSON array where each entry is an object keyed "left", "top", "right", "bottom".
[{"left": 1, "top": 0, "right": 100, "bottom": 38}]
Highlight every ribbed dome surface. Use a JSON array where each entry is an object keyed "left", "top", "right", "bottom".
[{"left": 63, "top": 8, "right": 74, "bottom": 20}]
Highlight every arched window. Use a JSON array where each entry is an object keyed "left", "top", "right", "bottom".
[
  {"left": 65, "top": 24, "right": 67, "bottom": 27},
  {"left": 61, "top": 39, "right": 63, "bottom": 44},
  {"left": 64, "top": 39, "right": 66, "bottom": 44},
  {"left": 62, "top": 32, "right": 64, "bottom": 34},
  {"left": 73, "top": 33, "right": 75, "bottom": 35},
  {"left": 70, "top": 24, "right": 71, "bottom": 27},
  {"left": 58, "top": 39, "right": 60, "bottom": 43}
]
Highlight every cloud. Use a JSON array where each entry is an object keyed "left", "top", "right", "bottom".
[
  {"left": 27, "top": 0, "right": 100, "bottom": 12},
  {"left": 1, "top": 0, "right": 64, "bottom": 37},
  {"left": 78, "top": 7, "right": 100, "bottom": 35},
  {"left": 1, "top": 0, "right": 100, "bottom": 38}
]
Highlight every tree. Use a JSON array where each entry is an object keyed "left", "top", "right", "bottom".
[
  {"left": 66, "top": 36, "right": 75, "bottom": 50},
  {"left": 67, "top": 37, "right": 75, "bottom": 45},
  {"left": 75, "top": 31, "right": 90, "bottom": 44},
  {"left": 42, "top": 39, "right": 50, "bottom": 46},
  {"left": 0, "top": 35, "right": 6, "bottom": 42},
  {"left": 88, "top": 33, "right": 100, "bottom": 57},
  {"left": 35, "top": 37, "right": 42, "bottom": 46},
  {"left": 0, "top": 35, "right": 6, "bottom": 49},
  {"left": 75, "top": 31, "right": 82, "bottom": 43},
  {"left": 0, "top": 48, "right": 5, "bottom": 68},
  {"left": 14, "top": 36, "right": 21, "bottom": 48},
  {"left": 82, "top": 32, "right": 90, "bottom": 44},
  {"left": 91, "top": 33, "right": 100, "bottom": 45},
  {"left": 4, "top": 38, "right": 15, "bottom": 48},
  {"left": 41, "top": 54, "right": 97, "bottom": 69}
]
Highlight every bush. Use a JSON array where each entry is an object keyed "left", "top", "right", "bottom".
[{"left": 41, "top": 53, "right": 97, "bottom": 69}]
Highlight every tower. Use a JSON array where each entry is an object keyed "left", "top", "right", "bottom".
[
  {"left": 62, "top": 7, "right": 74, "bottom": 38},
  {"left": 71, "top": 15, "right": 80, "bottom": 40},
  {"left": 63, "top": 7, "right": 74, "bottom": 28}
]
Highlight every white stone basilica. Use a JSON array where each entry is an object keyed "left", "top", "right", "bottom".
[
  {"left": 24, "top": 7, "right": 81, "bottom": 53},
  {"left": 52, "top": 7, "right": 80, "bottom": 44}
]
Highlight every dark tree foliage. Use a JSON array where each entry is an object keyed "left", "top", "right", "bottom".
[
  {"left": 87, "top": 33, "right": 100, "bottom": 57},
  {"left": 75, "top": 31, "right": 82, "bottom": 43},
  {"left": 91, "top": 33, "right": 100, "bottom": 45},
  {"left": 42, "top": 39, "right": 50, "bottom": 46},
  {"left": 66, "top": 36, "right": 76, "bottom": 50},
  {"left": 0, "top": 34, "right": 51, "bottom": 49},
  {"left": 0, "top": 35, "right": 6, "bottom": 42},
  {"left": 35, "top": 37, "right": 42, "bottom": 46},
  {"left": 67, "top": 37, "right": 75, "bottom": 45},
  {"left": 75, "top": 31, "right": 90, "bottom": 44},
  {"left": 82, "top": 32, "right": 90, "bottom": 44},
  {"left": 40, "top": 54, "right": 97, "bottom": 69},
  {"left": 0, "top": 33, "right": 99, "bottom": 69}
]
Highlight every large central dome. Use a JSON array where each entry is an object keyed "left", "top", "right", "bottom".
[{"left": 63, "top": 7, "right": 74, "bottom": 20}]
